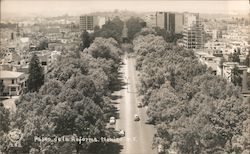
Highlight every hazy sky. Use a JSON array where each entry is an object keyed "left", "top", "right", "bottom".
[{"left": 1, "top": 0, "right": 249, "bottom": 17}]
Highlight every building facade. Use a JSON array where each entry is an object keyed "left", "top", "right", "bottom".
[
  {"left": 155, "top": 12, "right": 184, "bottom": 34},
  {"left": 79, "top": 16, "right": 98, "bottom": 31},
  {"left": 183, "top": 13, "right": 205, "bottom": 49}
]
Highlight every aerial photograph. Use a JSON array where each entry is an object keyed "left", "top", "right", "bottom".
[{"left": 0, "top": 0, "right": 249, "bottom": 154}]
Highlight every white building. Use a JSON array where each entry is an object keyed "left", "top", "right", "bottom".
[
  {"left": 98, "top": 17, "right": 106, "bottom": 28},
  {"left": 79, "top": 15, "right": 98, "bottom": 32},
  {"left": 183, "top": 13, "right": 205, "bottom": 49},
  {"left": 155, "top": 12, "right": 184, "bottom": 33},
  {"left": 0, "top": 71, "right": 27, "bottom": 96}
]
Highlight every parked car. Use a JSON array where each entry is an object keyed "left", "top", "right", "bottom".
[
  {"left": 109, "top": 117, "right": 116, "bottom": 125},
  {"left": 118, "top": 129, "right": 125, "bottom": 137},
  {"left": 137, "top": 102, "right": 143, "bottom": 108},
  {"left": 145, "top": 117, "right": 155, "bottom": 125},
  {"left": 134, "top": 114, "right": 140, "bottom": 121}
]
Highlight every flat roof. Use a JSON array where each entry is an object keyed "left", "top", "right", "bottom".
[
  {"left": 203, "top": 55, "right": 215, "bottom": 58},
  {"left": 0, "top": 71, "right": 24, "bottom": 79}
]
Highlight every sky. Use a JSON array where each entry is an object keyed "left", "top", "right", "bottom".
[{"left": 1, "top": 0, "right": 250, "bottom": 17}]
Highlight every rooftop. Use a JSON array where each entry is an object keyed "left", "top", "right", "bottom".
[
  {"left": 20, "top": 37, "right": 29, "bottom": 43},
  {"left": 0, "top": 71, "right": 24, "bottom": 79}
]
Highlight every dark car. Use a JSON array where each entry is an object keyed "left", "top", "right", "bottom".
[
  {"left": 145, "top": 118, "right": 155, "bottom": 125},
  {"left": 137, "top": 102, "right": 143, "bottom": 108}
]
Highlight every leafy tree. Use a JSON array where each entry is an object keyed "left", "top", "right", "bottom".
[
  {"left": 94, "top": 17, "right": 124, "bottom": 43},
  {"left": 3, "top": 35, "right": 124, "bottom": 153},
  {"left": 79, "top": 30, "right": 91, "bottom": 51},
  {"left": 37, "top": 39, "right": 48, "bottom": 50},
  {"left": 231, "top": 67, "right": 242, "bottom": 87},
  {"left": 136, "top": 28, "right": 157, "bottom": 36},
  {"left": 0, "top": 104, "right": 10, "bottom": 133},
  {"left": 154, "top": 27, "right": 183, "bottom": 44},
  {"left": 126, "top": 17, "right": 143, "bottom": 41},
  {"left": 228, "top": 51, "right": 240, "bottom": 63},
  {"left": 133, "top": 27, "right": 248, "bottom": 153},
  {"left": 0, "top": 80, "right": 4, "bottom": 95},
  {"left": 0, "top": 104, "right": 11, "bottom": 153},
  {"left": 26, "top": 54, "right": 44, "bottom": 92},
  {"left": 87, "top": 37, "right": 122, "bottom": 63}
]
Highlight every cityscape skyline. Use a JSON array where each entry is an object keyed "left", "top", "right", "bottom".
[{"left": 1, "top": 0, "right": 249, "bottom": 18}]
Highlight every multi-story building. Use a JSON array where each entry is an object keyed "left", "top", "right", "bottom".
[
  {"left": 0, "top": 71, "right": 27, "bottom": 96},
  {"left": 79, "top": 15, "right": 98, "bottom": 32},
  {"left": 175, "top": 13, "right": 184, "bottom": 34},
  {"left": 155, "top": 12, "right": 184, "bottom": 33},
  {"left": 183, "top": 13, "right": 205, "bottom": 49}
]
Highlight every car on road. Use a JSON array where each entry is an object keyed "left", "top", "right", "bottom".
[
  {"left": 145, "top": 117, "right": 155, "bottom": 125},
  {"left": 118, "top": 129, "right": 125, "bottom": 137},
  {"left": 134, "top": 114, "right": 140, "bottom": 121},
  {"left": 109, "top": 117, "right": 116, "bottom": 125},
  {"left": 137, "top": 102, "right": 143, "bottom": 108}
]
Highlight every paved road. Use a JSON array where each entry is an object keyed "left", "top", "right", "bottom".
[{"left": 112, "top": 54, "right": 156, "bottom": 154}]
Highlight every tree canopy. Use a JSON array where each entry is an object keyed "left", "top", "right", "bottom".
[
  {"left": 93, "top": 17, "right": 124, "bottom": 43},
  {"left": 79, "top": 30, "right": 91, "bottom": 51},
  {"left": 133, "top": 28, "right": 249, "bottom": 153},
  {"left": 1, "top": 37, "right": 123, "bottom": 153},
  {"left": 26, "top": 53, "right": 44, "bottom": 92},
  {"left": 0, "top": 80, "right": 4, "bottom": 95},
  {"left": 154, "top": 27, "right": 183, "bottom": 44},
  {"left": 126, "top": 17, "right": 144, "bottom": 41},
  {"left": 37, "top": 38, "right": 49, "bottom": 50}
]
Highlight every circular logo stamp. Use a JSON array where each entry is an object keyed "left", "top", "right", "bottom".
[{"left": 8, "top": 129, "right": 23, "bottom": 143}]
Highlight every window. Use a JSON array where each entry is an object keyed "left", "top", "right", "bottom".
[
  {"left": 41, "top": 61, "right": 47, "bottom": 66},
  {"left": 12, "top": 79, "right": 15, "bottom": 84},
  {"left": 11, "top": 87, "right": 16, "bottom": 91}
]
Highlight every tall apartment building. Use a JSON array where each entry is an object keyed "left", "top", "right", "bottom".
[
  {"left": 79, "top": 15, "right": 98, "bottom": 31},
  {"left": 183, "top": 13, "right": 205, "bottom": 49},
  {"left": 155, "top": 12, "right": 184, "bottom": 33}
]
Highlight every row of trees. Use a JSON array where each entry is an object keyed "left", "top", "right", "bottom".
[
  {"left": 154, "top": 27, "right": 183, "bottom": 44},
  {"left": 79, "top": 16, "right": 144, "bottom": 51},
  {"left": 133, "top": 28, "right": 250, "bottom": 153},
  {"left": 0, "top": 37, "right": 123, "bottom": 153}
]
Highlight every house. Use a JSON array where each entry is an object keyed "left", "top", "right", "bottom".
[{"left": 0, "top": 71, "right": 27, "bottom": 96}]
